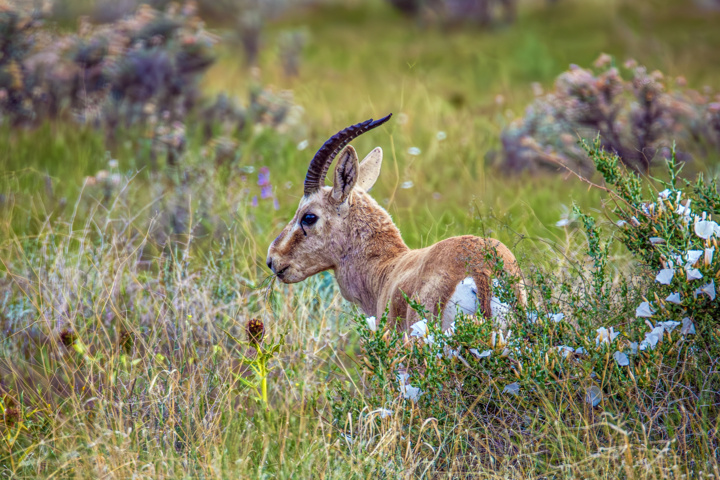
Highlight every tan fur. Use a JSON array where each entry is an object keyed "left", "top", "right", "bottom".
[{"left": 267, "top": 145, "right": 526, "bottom": 332}]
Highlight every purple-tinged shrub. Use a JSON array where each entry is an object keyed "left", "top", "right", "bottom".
[
  {"left": 501, "top": 55, "right": 720, "bottom": 174},
  {"left": 0, "top": 2, "right": 215, "bottom": 128},
  {"left": 0, "top": 1, "right": 303, "bottom": 171},
  {"left": 385, "top": 0, "right": 516, "bottom": 25}
]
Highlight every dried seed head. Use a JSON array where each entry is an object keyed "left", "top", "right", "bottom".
[
  {"left": 119, "top": 330, "right": 133, "bottom": 353},
  {"left": 59, "top": 329, "right": 75, "bottom": 348},
  {"left": 3, "top": 407, "right": 19, "bottom": 426},
  {"left": 246, "top": 318, "right": 265, "bottom": 345}
]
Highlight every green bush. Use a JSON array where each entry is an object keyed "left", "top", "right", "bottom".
[{"left": 330, "top": 141, "right": 720, "bottom": 476}]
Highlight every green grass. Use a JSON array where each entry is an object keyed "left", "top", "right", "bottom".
[{"left": 1, "top": 0, "right": 720, "bottom": 477}]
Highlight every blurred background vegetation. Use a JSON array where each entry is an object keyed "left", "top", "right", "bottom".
[{"left": 4, "top": 0, "right": 720, "bottom": 257}]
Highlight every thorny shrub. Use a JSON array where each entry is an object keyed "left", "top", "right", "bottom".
[
  {"left": 502, "top": 55, "right": 720, "bottom": 175},
  {"left": 329, "top": 143, "right": 720, "bottom": 475}
]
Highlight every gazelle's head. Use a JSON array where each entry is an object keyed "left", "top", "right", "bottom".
[{"left": 266, "top": 114, "right": 392, "bottom": 283}]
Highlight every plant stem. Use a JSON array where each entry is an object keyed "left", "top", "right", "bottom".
[{"left": 259, "top": 352, "right": 268, "bottom": 409}]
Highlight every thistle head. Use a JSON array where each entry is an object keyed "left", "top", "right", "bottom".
[{"left": 246, "top": 318, "right": 265, "bottom": 345}]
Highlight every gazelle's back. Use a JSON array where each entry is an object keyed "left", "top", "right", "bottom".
[{"left": 380, "top": 235, "right": 525, "bottom": 332}]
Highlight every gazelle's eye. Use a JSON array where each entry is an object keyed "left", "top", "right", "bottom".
[{"left": 301, "top": 213, "right": 318, "bottom": 227}]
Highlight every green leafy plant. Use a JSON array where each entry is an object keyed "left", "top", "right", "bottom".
[{"left": 224, "top": 318, "right": 285, "bottom": 409}]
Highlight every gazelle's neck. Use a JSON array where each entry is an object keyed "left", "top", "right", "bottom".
[{"left": 332, "top": 191, "right": 409, "bottom": 315}]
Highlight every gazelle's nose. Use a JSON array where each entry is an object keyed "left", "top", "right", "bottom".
[{"left": 266, "top": 257, "right": 274, "bottom": 273}]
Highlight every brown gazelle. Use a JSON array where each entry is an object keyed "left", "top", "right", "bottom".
[{"left": 266, "top": 114, "right": 526, "bottom": 332}]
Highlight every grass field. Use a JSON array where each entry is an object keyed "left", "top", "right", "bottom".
[{"left": 1, "top": 0, "right": 720, "bottom": 477}]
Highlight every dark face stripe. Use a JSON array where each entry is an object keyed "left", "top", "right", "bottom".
[{"left": 275, "top": 226, "right": 305, "bottom": 257}]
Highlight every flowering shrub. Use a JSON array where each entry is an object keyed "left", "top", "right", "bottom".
[
  {"left": 501, "top": 55, "right": 720, "bottom": 174},
  {"left": 330, "top": 143, "right": 719, "bottom": 472}
]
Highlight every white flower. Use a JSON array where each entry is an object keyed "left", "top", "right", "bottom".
[
  {"left": 407, "top": 147, "right": 421, "bottom": 156},
  {"left": 705, "top": 247, "right": 715, "bottom": 266},
  {"left": 676, "top": 199, "right": 692, "bottom": 216},
  {"left": 639, "top": 326, "right": 664, "bottom": 350},
  {"left": 410, "top": 319, "right": 434, "bottom": 345},
  {"left": 585, "top": 386, "right": 602, "bottom": 407},
  {"left": 655, "top": 268, "right": 674, "bottom": 285},
  {"left": 685, "top": 268, "right": 703, "bottom": 281},
  {"left": 366, "top": 316, "right": 377, "bottom": 332},
  {"left": 631, "top": 216, "right": 641, "bottom": 226},
  {"left": 108, "top": 159, "right": 119, "bottom": 169},
  {"left": 616, "top": 220, "right": 627, "bottom": 227},
  {"left": 629, "top": 342, "right": 639, "bottom": 354},
  {"left": 370, "top": 408, "right": 393, "bottom": 419},
  {"left": 658, "top": 189, "right": 671, "bottom": 200},
  {"left": 443, "top": 322, "right": 456, "bottom": 336},
  {"left": 401, "top": 181, "right": 414, "bottom": 189},
  {"left": 635, "top": 302, "right": 655, "bottom": 318},
  {"left": 665, "top": 292, "right": 681, "bottom": 304},
  {"left": 443, "top": 345, "right": 459, "bottom": 359},
  {"left": 410, "top": 319, "right": 429, "bottom": 338},
  {"left": 695, "top": 280, "right": 716, "bottom": 300},
  {"left": 681, "top": 317, "right": 695, "bottom": 335},
  {"left": 694, "top": 220, "right": 719, "bottom": 239},
  {"left": 526, "top": 311, "right": 538, "bottom": 324},
  {"left": 555, "top": 205, "right": 574, "bottom": 227},
  {"left": 470, "top": 349, "right": 492, "bottom": 359},
  {"left": 436, "top": 131, "right": 447, "bottom": 141},
  {"left": 658, "top": 321, "right": 681, "bottom": 332},
  {"left": 575, "top": 347, "right": 586, "bottom": 354},
  {"left": 502, "top": 382, "right": 520, "bottom": 395},
  {"left": 685, "top": 249, "right": 703, "bottom": 267},
  {"left": 396, "top": 372, "right": 410, "bottom": 385},
  {"left": 595, "top": 326, "right": 620, "bottom": 346},
  {"left": 297, "top": 139, "right": 309, "bottom": 151},
  {"left": 613, "top": 351, "right": 630, "bottom": 366},
  {"left": 549, "top": 313, "right": 565, "bottom": 323},
  {"left": 400, "top": 383, "right": 422, "bottom": 402},
  {"left": 649, "top": 237, "right": 665, "bottom": 244},
  {"left": 556, "top": 346, "right": 574, "bottom": 358}
]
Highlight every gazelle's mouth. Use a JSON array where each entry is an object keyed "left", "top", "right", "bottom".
[{"left": 276, "top": 266, "right": 290, "bottom": 278}]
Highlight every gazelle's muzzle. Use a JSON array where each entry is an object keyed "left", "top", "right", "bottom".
[{"left": 266, "top": 235, "right": 291, "bottom": 281}]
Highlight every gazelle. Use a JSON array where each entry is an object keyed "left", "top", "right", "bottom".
[{"left": 267, "top": 114, "right": 526, "bottom": 331}]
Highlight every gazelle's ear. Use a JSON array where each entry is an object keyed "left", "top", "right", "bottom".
[
  {"left": 331, "top": 145, "right": 359, "bottom": 203},
  {"left": 356, "top": 147, "right": 383, "bottom": 192}
]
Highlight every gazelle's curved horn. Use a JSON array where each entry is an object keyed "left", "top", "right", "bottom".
[{"left": 303, "top": 114, "right": 392, "bottom": 196}]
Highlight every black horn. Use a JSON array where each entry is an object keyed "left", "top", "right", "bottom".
[{"left": 303, "top": 114, "right": 392, "bottom": 196}]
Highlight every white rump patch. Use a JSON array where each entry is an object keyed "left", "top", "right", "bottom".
[{"left": 442, "top": 277, "right": 511, "bottom": 330}]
